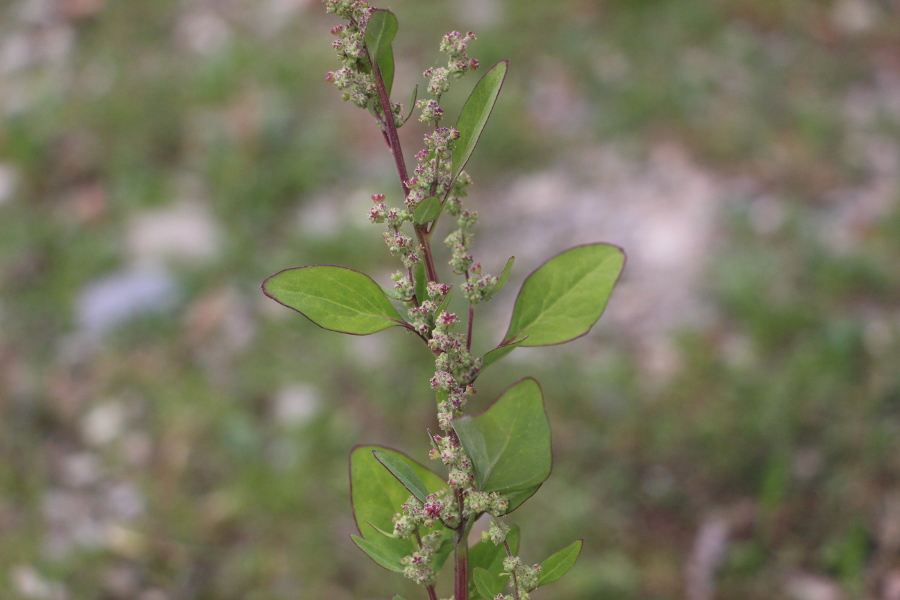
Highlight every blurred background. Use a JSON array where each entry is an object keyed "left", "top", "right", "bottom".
[{"left": 2, "top": 0, "right": 900, "bottom": 598}]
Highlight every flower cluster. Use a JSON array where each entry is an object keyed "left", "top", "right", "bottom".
[
  {"left": 429, "top": 433, "right": 474, "bottom": 490},
  {"left": 324, "top": 0, "right": 371, "bottom": 20},
  {"left": 406, "top": 281, "right": 451, "bottom": 335},
  {"left": 499, "top": 556, "right": 542, "bottom": 600},
  {"left": 440, "top": 31, "right": 479, "bottom": 78},
  {"left": 406, "top": 127, "right": 460, "bottom": 209},
  {"left": 368, "top": 194, "right": 421, "bottom": 269},
  {"left": 393, "top": 489, "right": 459, "bottom": 536},
  {"left": 429, "top": 310, "right": 480, "bottom": 430},
  {"left": 400, "top": 530, "right": 444, "bottom": 586},
  {"left": 482, "top": 517, "right": 511, "bottom": 545},
  {"left": 324, "top": 4, "right": 378, "bottom": 108},
  {"left": 420, "top": 31, "right": 478, "bottom": 101},
  {"left": 463, "top": 489, "right": 508, "bottom": 519}
]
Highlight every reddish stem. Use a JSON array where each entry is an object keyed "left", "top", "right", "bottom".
[{"left": 368, "top": 51, "right": 439, "bottom": 284}]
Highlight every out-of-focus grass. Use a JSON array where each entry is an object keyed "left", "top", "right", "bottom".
[{"left": 2, "top": 0, "right": 900, "bottom": 598}]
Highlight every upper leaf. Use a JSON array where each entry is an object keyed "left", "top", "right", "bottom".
[
  {"left": 537, "top": 539, "right": 583, "bottom": 587},
  {"left": 452, "top": 60, "right": 509, "bottom": 182},
  {"left": 365, "top": 9, "right": 398, "bottom": 96},
  {"left": 503, "top": 244, "right": 625, "bottom": 346},
  {"left": 262, "top": 266, "right": 403, "bottom": 335},
  {"left": 452, "top": 378, "right": 551, "bottom": 493}
]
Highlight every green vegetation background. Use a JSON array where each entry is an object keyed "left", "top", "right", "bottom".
[{"left": 2, "top": 0, "right": 900, "bottom": 598}]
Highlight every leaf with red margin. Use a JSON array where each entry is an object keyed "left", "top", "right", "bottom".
[{"left": 349, "top": 445, "right": 452, "bottom": 571}]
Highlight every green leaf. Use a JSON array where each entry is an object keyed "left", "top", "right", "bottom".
[
  {"left": 414, "top": 262, "right": 428, "bottom": 305},
  {"left": 413, "top": 196, "right": 441, "bottom": 225},
  {"left": 503, "top": 485, "right": 540, "bottom": 514},
  {"left": 473, "top": 567, "right": 505, "bottom": 599},
  {"left": 350, "top": 534, "right": 404, "bottom": 572},
  {"left": 365, "top": 9, "right": 398, "bottom": 96},
  {"left": 433, "top": 536, "right": 453, "bottom": 571},
  {"left": 504, "top": 244, "right": 625, "bottom": 346},
  {"left": 452, "top": 378, "right": 551, "bottom": 493},
  {"left": 373, "top": 449, "right": 429, "bottom": 502},
  {"left": 452, "top": 60, "right": 509, "bottom": 181},
  {"left": 263, "top": 266, "right": 404, "bottom": 335},
  {"left": 537, "top": 539, "right": 583, "bottom": 586},
  {"left": 350, "top": 446, "right": 451, "bottom": 570},
  {"left": 399, "top": 84, "right": 418, "bottom": 126},
  {"left": 381, "top": 284, "right": 402, "bottom": 300},
  {"left": 392, "top": 596, "right": 406, "bottom": 600},
  {"left": 364, "top": 520, "right": 397, "bottom": 539},
  {"left": 483, "top": 256, "right": 514, "bottom": 301},
  {"left": 469, "top": 525, "right": 519, "bottom": 575},
  {"left": 481, "top": 337, "right": 527, "bottom": 371},
  {"left": 381, "top": 47, "right": 396, "bottom": 97}
]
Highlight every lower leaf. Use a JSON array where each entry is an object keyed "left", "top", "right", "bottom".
[
  {"left": 350, "top": 535, "right": 405, "bottom": 573},
  {"left": 473, "top": 566, "right": 506, "bottom": 598}
]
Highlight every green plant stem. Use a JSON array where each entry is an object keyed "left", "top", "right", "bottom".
[
  {"left": 503, "top": 538, "right": 521, "bottom": 600},
  {"left": 368, "top": 56, "right": 439, "bottom": 284},
  {"left": 453, "top": 486, "right": 474, "bottom": 600}
]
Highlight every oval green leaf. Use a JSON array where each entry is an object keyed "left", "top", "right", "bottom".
[
  {"left": 473, "top": 567, "right": 505, "bottom": 599},
  {"left": 365, "top": 9, "right": 398, "bottom": 96},
  {"left": 503, "top": 244, "right": 625, "bottom": 347},
  {"left": 452, "top": 60, "right": 509, "bottom": 181},
  {"left": 537, "top": 539, "right": 583, "bottom": 586},
  {"left": 373, "top": 449, "right": 429, "bottom": 502},
  {"left": 413, "top": 196, "right": 441, "bottom": 224},
  {"left": 262, "top": 266, "right": 404, "bottom": 335},
  {"left": 451, "top": 378, "right": 551, "bottom": 493}
]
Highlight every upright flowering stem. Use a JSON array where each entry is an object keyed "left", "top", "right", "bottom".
[
  {"left": 312, "top": 6, "right": 596, "bottom": 599},
  {"left": 368, "top": 57, "right": 440, "bottom": 284}
]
